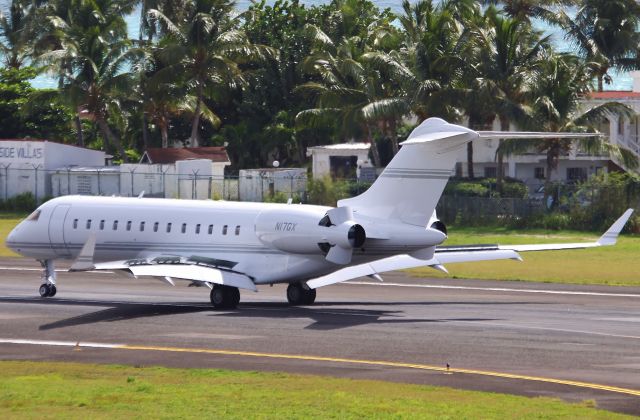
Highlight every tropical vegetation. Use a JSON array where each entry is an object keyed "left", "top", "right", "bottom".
[{"left": 0, "top": 0, "right": 639, "bottom": 179}]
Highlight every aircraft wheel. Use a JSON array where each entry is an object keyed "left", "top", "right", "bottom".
[
  {"left": 49, "top": 285, "right": 57, "bottom": 297},
  {"left": 39, "top": 284, "right": 50, "bottom": 298},
  {"left": 303, "top": 288, "right": 316, "bottom": 305},
  {"left": 287, "top": 283, "right": 315, "bottom": 306},
  {"left": 210, "top": 285, "right": 239, "bottom": 309}
]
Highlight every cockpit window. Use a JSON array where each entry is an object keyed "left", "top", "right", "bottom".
[{"left": 26, "top": 210, "right": 41, "bottom": 222}]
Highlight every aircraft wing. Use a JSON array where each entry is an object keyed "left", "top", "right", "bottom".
[
  {"left": 69, "top": 239, "right": 256, "bottom": 291},
  {"left": 306, "top": 209, "right": 633, "bottom": 289},
  {"left": 306, "top": 249, "right": 521, "bottom": 289}
]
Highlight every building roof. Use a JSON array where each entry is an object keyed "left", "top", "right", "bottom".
[
  {"left": 307, "top": 143, "right": 371, "bottom": 151},
  {"left": 586, "top": 91, "right": 640, "bottom": 100},
  {"left": 141, "top": 147, "right": 230, "bottom": 164}
]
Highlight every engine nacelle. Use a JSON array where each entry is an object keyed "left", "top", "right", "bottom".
[{"left": 255, "top": 207, "right": 366, "bottom": 255}]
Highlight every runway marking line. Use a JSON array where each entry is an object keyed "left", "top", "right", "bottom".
[{"left": 1, "top": 338, "right": 639, "bottom": 397}]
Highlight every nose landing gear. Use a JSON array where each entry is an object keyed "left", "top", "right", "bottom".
[{"left": 38, "top": 260, "right": 57, "bottom": 298}]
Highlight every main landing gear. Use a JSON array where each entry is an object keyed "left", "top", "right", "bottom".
[
  {"left": 210, "top": 285, "right": 240, "bottom": 309},
  {"left": 38, "top": 260, "right": 57, "bottom": 298},
  {"left": 286, "top": 282, "right": 316, "bottom": 306}
]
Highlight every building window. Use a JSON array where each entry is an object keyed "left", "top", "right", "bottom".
[
  {"left": 153, "top": 222, "right": 159, "bottom": 232},
  {"left": 195, "top": 224, "right": 201, "bottom": 234},
  {"left": 113, "top": 220, "right": 118, "bottom": 230},
  {"left": 222, "top": 225, "right": 228, "bottom": 235},
  {"left": 140, "top": 221, "right": 145, "bottom": 232},
  {"left": 182, "top": 223, "right": 187, "bottom": 233},
  {"left": 73, "top": 219, "right": 78, "bottom": 229},
  {"left": 235, "top": 225, "right": 240, "bottom": 235},
  {"left": 126, "top": 221, "right": 131, "bottom": 231},
  {"left": 208, "top": 224, "right": 213, "bottom": 235},
  {"left": 484, "top": 166, "right": 497, "bottom": 178},
  {"left": 166, "top": 223, "right": 172, "bottom": 233},
  {"left": 99, "top": 220, "right": 105, "bottom": 230},
  {"left": 567, "top": 167, "right": 587, "bottom": 182},
  {"left": 534, "top": 167, "right": 545, "bottom": 180},
  {"left": 86, "top": 219, "right": 92, "bottom": 229}
]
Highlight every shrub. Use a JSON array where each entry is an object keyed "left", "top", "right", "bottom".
[{"left": 306, "top": 177, "right": 350, "bottom": 206}]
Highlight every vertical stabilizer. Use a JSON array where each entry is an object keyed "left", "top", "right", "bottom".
[{"left": 338, "top": 118, "right": 478, "bottom": 226}]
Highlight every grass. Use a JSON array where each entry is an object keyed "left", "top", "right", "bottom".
[
  {"left": 409, "top": 227, "right": 640, "bottom": 287},
  {"left": 0, "top": 213, "right": 25, "bottom": 257},
  {"left": 0, "top": 361, "right": 630, "bottom": 419}
]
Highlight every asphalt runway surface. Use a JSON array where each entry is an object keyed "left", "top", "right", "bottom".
[{"left": 0, "top": 257, "right": 639, "bottom": 415}]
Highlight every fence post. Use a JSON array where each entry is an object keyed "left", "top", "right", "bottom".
[
  {"left": 191, "top": 169, "right": 199, "bottom": 199},
  {"left": 0, "top": 164, "right": 10, "bottom": 201},
  {"left": 31, "top": 164, "right": 42, "bottom": 204},
  {"left": 66, "top": 167, "right": 71, "bottom": 195},
  {"left": 97, "top": 169, "right": 102, "bottom": 195},
  {"left": 161, "top": 166, "right": 170, "bottom": 198},
  {"left": 129, "top": 168, "right": 136, "bottom": 197}
]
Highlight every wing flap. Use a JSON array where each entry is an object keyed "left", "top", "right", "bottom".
[{"left": 129, "top": 264, "right": 257, "bottom": 291}]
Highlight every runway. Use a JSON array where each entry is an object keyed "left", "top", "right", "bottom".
[{"left": 0, "top": 257, "right": 639, "bottom": 415}]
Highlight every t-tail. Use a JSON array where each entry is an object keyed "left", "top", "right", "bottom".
[{"left": 339, "top": 118, "right": 600, "bottom": 227}]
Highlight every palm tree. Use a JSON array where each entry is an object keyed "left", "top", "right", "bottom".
[
  {"left": 36, "top": 0, "right": 138, "bottom": 160},
  {"left": 499, "top": 52, "right": 638, "bottom": 205},
  {"left": 470, "top": 7, "right": 549, "bottom": 192},
  {"left": 482, "top": 0, "right": 577, "bottom": 24},
  {"left": 0, "top": 0, "right": 34, "bottom": 69},
  {"left": 561, "top": 0, "right": 640, "bottom": 92},
  {"left": 149, "top": 0, "right": 275, "bottom": 147}
]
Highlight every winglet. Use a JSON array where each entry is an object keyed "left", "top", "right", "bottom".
[
  {"left": 597, "top": 209, "right": 634, "bottom": 246},
  {"left": 69, "top": 233, "right": 96, "bottom": 271}
]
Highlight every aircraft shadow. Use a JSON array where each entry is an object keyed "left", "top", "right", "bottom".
[{"left": 0, "top": 296, "right": 535, "bottom": 331}]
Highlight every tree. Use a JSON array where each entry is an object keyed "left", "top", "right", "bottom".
[
  {"left": 561, "top": 0, "right": 640, "bottom": 91},
  {"left": 470, "top": 7, "right": 549, "bottom": 192},
  {"left": 35, "top": 0, "right": 137, "bottom": 160},
  {"left": 0, "top": 0, "right": 35, "bottom": 69},
  {"left": 149, "top": 0, "right": 275, "bottom": 147},
  {"left": 499, "top": 52, "right": 638, "bottom": 206},
  {"left": 482, "top": 0, "right": 577, "bottom": 24}
]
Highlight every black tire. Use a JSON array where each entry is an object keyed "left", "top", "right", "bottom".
[
  {"left": 210, "top": 286, "right": 226, "bottom": 309},
  {"left": 302, "top": 288, "right": 316, "bottom": 305},
  {"left": 286, "top": 283, "right": 304, "bottom": 305},
  {"left": 49, "top": 285, "right": 57, "bottom": 297},
  {"left": 230, "top": 288, "right": 240, "bottom": 307},
  {"left": 210, "top": 285, "right": 239, "bottom": 309},
  {"left": 39, "top": 284, "right": 50, "bottom": 298}
]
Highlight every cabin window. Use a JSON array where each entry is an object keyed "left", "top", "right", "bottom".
[
  {"left": 113, "top": 220, "right": 118, "bottom": 231},
  {"left": 222, "top": 225, "right": 228, "bottom": 235},
  {"left": 86, "top": 219, "right": 92, "bottom": 229},
  {"left": 235, "top": 225, "right": 240, "bottom": 235},
  {"left": 166, "top": 223, "right": 172, "bottom": 233},
  {"left": 153, "top": 222, "right": 159, "bottom": 232},
  {"left": 140, "top": 221, "right": 145, "bottom": 232},
  {"left": 181, "top": 223, "right": 187, "bottom": 234},
  {"left": 99, "top": 220, "right": 105, "bottom": 230},
  {"left": 195, "top": 224, "right": 201, "bottom": 234},
  {"left": 73, "top": 219, "right": 78, "bottom": 229},
  {"left": 208, "top": 224, "right": 213, "bottom": 235},
  {"left": 126, "top": 221, "right": 131, "bottom": 231}
]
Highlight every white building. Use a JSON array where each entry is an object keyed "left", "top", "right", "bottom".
[
  {"left": 306, "top": 143, "right": 373, "bottom": 180},
  {"left": 0, "top": 140, "right": 105, "bottom": 202}
]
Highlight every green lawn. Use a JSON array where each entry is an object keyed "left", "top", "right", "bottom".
[
  {"left": 0, "top": 213, "right": 25, "bottom": 257},
  {"left": 0, "top": 361, "right": 629, "bottom": 419},
  {"left": 409, "top": 227, "right": 640, "bottom": 287}
]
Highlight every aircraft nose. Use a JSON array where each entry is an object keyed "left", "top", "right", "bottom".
[{"left": 6, "top": 225, "right": 20, "bottom": 253}]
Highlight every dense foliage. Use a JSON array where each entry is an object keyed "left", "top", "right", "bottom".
[{"left": 0, "top": 0, "right": 639, "bottom": 176}]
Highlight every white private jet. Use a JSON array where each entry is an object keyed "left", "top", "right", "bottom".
[{"left": 6, "top": 118, "right": 633, "bottom": 309}]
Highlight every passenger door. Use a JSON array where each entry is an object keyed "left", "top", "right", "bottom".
[{"left": 48, "top": 204, "right": 71, "bottom": 257}]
